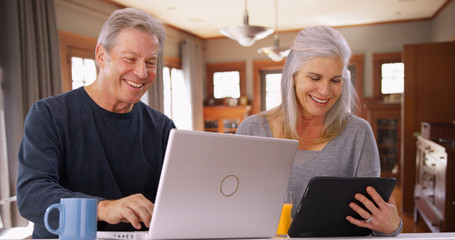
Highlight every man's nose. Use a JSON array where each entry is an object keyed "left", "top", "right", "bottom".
[{"left": 134, "top": 62, "right": 148, "bottom": 79}]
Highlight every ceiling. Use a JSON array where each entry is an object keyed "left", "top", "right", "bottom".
[{"left": 110, "top": 0, "right": 448, "bottom": 39}]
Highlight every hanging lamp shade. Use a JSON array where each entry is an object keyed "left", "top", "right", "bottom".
[
  {"left": 258, "top": 0, "right": 289, "bottom": 61},
  {"left": 220, "top": 0, "right": 273, "bottom": 47},
  {"left": 258, "top": 34, "right": 290, "bottom": 62}
]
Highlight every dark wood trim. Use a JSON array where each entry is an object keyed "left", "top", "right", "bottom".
[
  {"left": 349, "top": 54, "right": 365, "bottom": 118},
  {"left": 432, "top": 0, "right": 454, "bottom": 18},
  {"left": 164, "top": 56, "right": 181, "bottom": 69}
]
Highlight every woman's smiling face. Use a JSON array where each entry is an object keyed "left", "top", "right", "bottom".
[{"left": 293, "top": 56, "right": 344, "bottom": 120}]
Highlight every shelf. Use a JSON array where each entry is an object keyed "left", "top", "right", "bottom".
[
  {"left": 203, "top": 105, "right": 251, "bottom": 134},
  {"left": 365, "top": 100, "right": 401, "bottom": 179}
]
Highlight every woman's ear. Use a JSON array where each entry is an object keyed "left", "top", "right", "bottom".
[{"left": 95, "top": 44, "right": 106, "bottom": 69}]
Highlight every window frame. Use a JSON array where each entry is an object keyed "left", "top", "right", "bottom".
[
  {"left": 59, "top": 31, "right": 97, "bottom": 93},
  {"left": 253, "top": 59, "right": 285, "bottom": 114},
  {"left": 164, "top": 56, "right": 181, "bottom": 69},
  {"left": 206, "top": 62, "right": 246, "bottom": 103},
  {"left": 373, "top": 52, "right": 402, "bottom": 99}
]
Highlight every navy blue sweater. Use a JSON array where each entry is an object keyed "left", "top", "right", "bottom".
[{"left": 17, "top": 87, "right": 175, "bottom": 238}]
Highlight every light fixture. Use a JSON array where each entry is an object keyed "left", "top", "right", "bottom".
[
  {"left": 258, "top": 0, "right": 290, "bottom": 61},
  {"left": 220, "top": 0, "right": 273, "bottom": 47}
]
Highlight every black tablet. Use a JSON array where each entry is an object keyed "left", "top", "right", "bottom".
[{"left": 288, "top": 176, "right": 396, "bottom": 237}]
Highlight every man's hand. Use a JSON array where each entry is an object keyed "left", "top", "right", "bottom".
[{"left": 97, "top": 193, "right": 154, "bottom": 229}]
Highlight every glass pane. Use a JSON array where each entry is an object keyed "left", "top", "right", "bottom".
[
  {"left": 71, "top": 57, "right": 97, "bottom": 90},
  {"left": 171, "top": 68, "right": 192, "bottom": 130},
  {"left": 213, "top": 71, "right": 240, "bottom": 99},
  {"left": 381, "top": 63, "right": 404, "bottom": 94},
  {"left": 71, "top": 57, "right": 84, "bottom": 89},
  {"left": 83, "top": 59, "right": 97, "bottom": 86},
  {"left": 163, "top": 67, "right": 172, "bottom": 118},
  {"left": 265, "top": 73, "right": 282, "bottom": 110}
]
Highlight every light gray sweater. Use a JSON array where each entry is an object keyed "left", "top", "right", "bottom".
[
  {"left": 236, "top": 113, "right": 381, "bottom": 216},
  {"left": 236, "top": 113, "right": 403, "bottom": 236},
  {"left": 236, "top": 113, "right": 405, "bottom": 236}
]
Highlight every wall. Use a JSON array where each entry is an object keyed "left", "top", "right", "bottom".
[
  {"left": 55, "top": 0, "right": 454, "bottom": 102},
  {"left": 432, "top": 0, "right": 455, "bottom": 42},
  {"left": 54, "top": 0, "right": 206, "bottom": 60},
  {"left": 206, "top": 21, "right": 433, "bottom": 100}
]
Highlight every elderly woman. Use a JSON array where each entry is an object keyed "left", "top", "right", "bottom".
[{"left": 236, "top": 25, "right": 402, "bottom": 236}]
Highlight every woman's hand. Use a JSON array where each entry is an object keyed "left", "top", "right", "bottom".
[{"left": 346, "top": 186, "right": 401, "bottom": 234}]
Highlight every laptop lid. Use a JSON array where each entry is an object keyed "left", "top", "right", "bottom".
[
  {"left": 147, "top": 129, "right": 298, "bottom": 239},
  {"left": 288, "top": 176, "right": 396, "bottom": 237}
]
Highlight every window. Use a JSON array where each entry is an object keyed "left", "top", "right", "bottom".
[
  {"left": 261, "top": 70, "right": 282, "bottom": 111},
  {"left": 59, "top": 31, "right": 97, "bottom": 93},
  {"left": 373, "top": 52, "right": 403, "bottom": 99},
  {"left": 71, "top": 57, "right": 96, "bottom": 89},
  {"left": 381, "top": 63, "right": 404, "bottom": 94},
  {"left": 163, "top": 56, "right": 191, "bottom": 130},
  {"left": 206, "top": 62, "right": 246, "bottom": 104},
  {"left": 213, "top": 71, "right": 240, "bottom": 99},
  {"left": 253, "top": 59, "right": 285, "bottom": 114}
]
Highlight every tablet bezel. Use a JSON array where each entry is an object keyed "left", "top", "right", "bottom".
[{"left": 288, "top": 176, "right": 397, "bottom": 237}]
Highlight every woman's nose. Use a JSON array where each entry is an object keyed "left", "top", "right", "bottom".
[{"left": 318, "top": 80, "right": 330, "bottom": 95}]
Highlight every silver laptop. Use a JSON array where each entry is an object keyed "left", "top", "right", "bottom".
[{"left": 98, "top": 129, "right": 298, "bottom": 239}]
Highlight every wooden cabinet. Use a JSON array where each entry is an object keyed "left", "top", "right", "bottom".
[
  {"left": 414, "top": 136, "right": 455, "bottom": 232},
  {"left": 365, "top": 102, "right": 401, "bottom": 179},
  {"left": 401, "top": 41, "right": 455, "bottom": 214},
  {"left": 203, "top": 105, "right": 251, "bottom": 134}
]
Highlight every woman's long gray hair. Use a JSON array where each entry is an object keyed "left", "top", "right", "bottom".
[{"left": 272, "top": 25, "right": 357, "bottom": 141}]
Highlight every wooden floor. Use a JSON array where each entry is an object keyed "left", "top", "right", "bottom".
[{"left": 392, "top": 184, "right": 431, "bottom": 233}]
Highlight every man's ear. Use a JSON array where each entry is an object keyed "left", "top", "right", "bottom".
[{"left": 95, "top": 44, "right": 106, "bottom": 69}]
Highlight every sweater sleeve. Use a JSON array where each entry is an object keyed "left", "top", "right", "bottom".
[
  {"left": 16, "top": 102, "right": 101, "bottom": 229},
  {"left": 353, "top": 117, "right": 381, "bottom": 177},
  {"left": 350, "top": 117, "right": 402, "bottom": 237}
]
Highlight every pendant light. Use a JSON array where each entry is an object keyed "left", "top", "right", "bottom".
[
  {"left": 220, "top": 0, "right": 273, "bottom": 47},
  {"left": 258, "top": 0, "right": 290, "bottom": 61}
]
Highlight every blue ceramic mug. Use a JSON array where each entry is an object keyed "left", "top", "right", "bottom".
[{"left": 44, "top": 198, "right": 97, "bottom": 240}]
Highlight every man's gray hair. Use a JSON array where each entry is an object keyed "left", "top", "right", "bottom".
[{"left": 97, "top": 8, "right": 166, "bottom": 55}]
